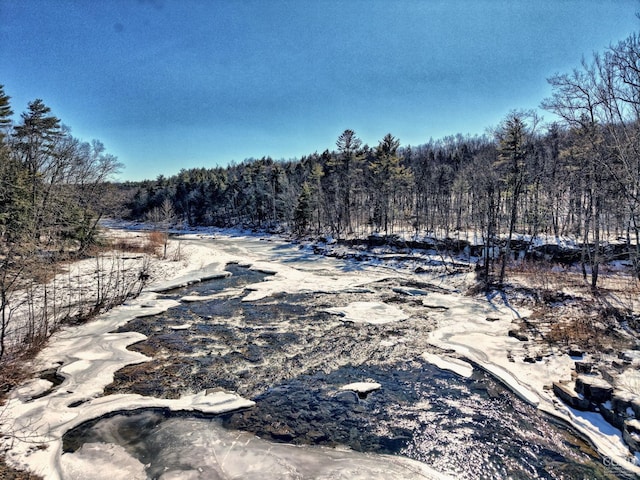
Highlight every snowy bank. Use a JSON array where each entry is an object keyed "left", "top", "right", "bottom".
[{"left": 425, "top": 289, "right": 640, "bottom": 475}]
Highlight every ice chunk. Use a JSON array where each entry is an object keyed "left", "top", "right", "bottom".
[
  {"left": 340, "top": 382, "right": 382, "bottom": 394},
  {"left": 421, "top": 353, "right": 474, "bottom": 378},
  {"left": 65, "top": 415, "right": 452, "bottom": 480}
]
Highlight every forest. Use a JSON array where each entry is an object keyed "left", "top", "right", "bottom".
[
  {"left": 122, "top": 32, "right": 640, "bottom": 290},
  {"left": 0, "top": 87, "right": 143, "bottom": 365}
]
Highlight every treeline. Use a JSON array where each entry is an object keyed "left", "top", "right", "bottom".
[
  {"left": 121, "top": 33, "right": 640, "bottom": 289},
  {"left": 0, "top": 87, "right": 139, "bottom": 362},
  {"left": 0, "top": 30, "right": 637, "bottom": 361}
]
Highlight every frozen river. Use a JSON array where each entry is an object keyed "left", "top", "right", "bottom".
[{"left": 2, "top": 234, "right": 629, "bottom": 479}]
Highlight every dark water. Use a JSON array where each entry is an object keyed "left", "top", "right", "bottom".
[
  {"left": 66, "top": 264, "right": 629, "bottom": 479},
  {"left": 219, "top": 362, "right": 613, "bottom": 479}
]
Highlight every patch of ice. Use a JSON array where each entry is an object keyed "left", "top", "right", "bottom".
[
  {"left": 62, "top": 416, "right": 451, "bottom": 480},
  {"left": 421, "top": 353, "right": 474, "bottom": 378},
  {"left": 392, "top": 287, "right": 429, "bottom": 296},
  {"left": 169, "top": 323, "right": 191, "bottom": 330},
  {"left": 60, "top": 443, "right": 146, "bottom": 480},
  {"left": 340, "top": 382, "right": 382, "bottom": 393},
  {"left": 380, "top": 337, "right": 406, "bottom": 347},
  {"left": 14, "top": 379, "right": 54, "bottom": 401}
]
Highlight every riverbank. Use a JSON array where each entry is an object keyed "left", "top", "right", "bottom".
[{"left": 310, "top": 233, "right": 640, "bottom": 476}]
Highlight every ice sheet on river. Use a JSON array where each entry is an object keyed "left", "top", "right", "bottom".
[{"left": 61, "top": 416, "right": 450, "bottom": 480}]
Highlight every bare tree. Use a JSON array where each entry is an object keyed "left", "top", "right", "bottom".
[{"left": 147, "top": 197, "right": 175, "bottom": 259}]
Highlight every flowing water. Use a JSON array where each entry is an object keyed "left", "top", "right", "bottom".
[{"left": 62, "top": 256, "right": 626, "bottom": 479}]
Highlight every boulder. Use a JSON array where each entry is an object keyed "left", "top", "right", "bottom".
[
  {"left": 598, "top": 367, "right": 618, "bottom": 385},
  {"left": 508, "top": 329, "right": 529, "bottom": 342},
  {"left": 575, "top": 376, "right": 613, "bottom": 404},
  {"left": 623, "top": 419, "right": 640, "bottom": 453},
  {"left": 568, "top": 345, "right": 584, "bottom": 358},
  {"left": 618, "top": 351, "right": 634, "bottom": 364},
  {"left": 575, "top": 361, "right": 593, "bottom": 374},
  {"left": 597, "top": 390, "right": 640, "bottom": 430},
  {"left": 611, "top": 390, "right": 636, "bottom": 417},
  {"left": 600, "top": 404, "right": 624, "bottom": 430},
  {"left": 553, "top": 382, "right": 590, "bottom": 410}
]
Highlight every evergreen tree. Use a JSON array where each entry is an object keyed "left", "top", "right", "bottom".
[
  {"left": 333, "top": 129, "right": 363, "bottom": 235},
  {"left": 0, "top": 85, "right": 13, "bottom": 144},
  {"left": 369, "top": 134, "right": 410, "bottom": 235},
  {"left": 13, "top": 99, "right": 62, "bottom": 241},
  {"left": 495, "top": 112, "right": 533, "bottom": 284},
  {"left": 293, "top": 182, "right": 313, "bottom": 235}
]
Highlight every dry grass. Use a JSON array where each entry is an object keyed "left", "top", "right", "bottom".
[
  {"left": 545, "top": 316, "right": 599, "bottom": 346},
  {"left": 107, "top": 230, "right": 165, "bottom": 257},
  {"left": 502, "top": 260, "right": 639, "bottom": 353},
  {"left": 0, "top": 344, "right": 45, "bottom": 402},
  {"left": 146, "top": 230, "right": 166, "bottom": 255},
  {"left": 0, "top": 457, "right": 43, "bottom": 480}
]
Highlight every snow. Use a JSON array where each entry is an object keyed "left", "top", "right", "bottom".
[
  {"left": 2, "top": 226, "right": 640, "bottom": 478},
  {"left": 169, "top": 323, "right": 192, "bottom": 330},
  {"left": 340, "top": 382, "right": 382, "bottom": 393},
  {"left": 420, "top": 353, "right": 474, "bottom": 378},
  {"left": 241, "top": 264, "right": 384, "bottom": 302},
  {"left": 13, "top": 379, "right": 54, "bottom": 401},
  {"left": 61, "top": 443, "right": 147, "bottom": 480}
]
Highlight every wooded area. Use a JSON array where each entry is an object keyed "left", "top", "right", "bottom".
[
  {"left": 121, "top": 33, "right": 640, "bottom": 290},
  {"left": 0, "top": 87, "right": 143, "bottom": 365}
]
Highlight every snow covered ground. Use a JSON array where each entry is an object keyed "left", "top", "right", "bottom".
[{"left": 1, "top": 226, "right": 639, "bottom": 478}]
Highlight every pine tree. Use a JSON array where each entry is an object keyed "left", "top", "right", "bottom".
[
  {"left": 13, "top": 99, "right": 62, "bottom": 242},
  {"left": 369, "top": 134, "right": 410, "bottom": 235},
  {"left": 0, "top": 85, "right": 13, "bottom": 144},
  {"left": 293, "top": 182, "right": 313, "bottom": 235},
  {"left": 496, "top": 112, "right": 531, "bottom": 284}
]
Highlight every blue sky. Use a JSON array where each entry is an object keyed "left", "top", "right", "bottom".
[{"left": 1, "top": 1, "right": 638, "bottom": 181}]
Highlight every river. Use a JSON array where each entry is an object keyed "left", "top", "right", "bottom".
[{"left": 59, "top": 235, "right": 623, "bottom": 479}]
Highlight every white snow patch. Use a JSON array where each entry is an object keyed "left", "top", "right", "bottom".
[
  {"left": 169, "top": 323, "right": 191, "bottom": 330},
  {"left": 340, "top": 382, "right": 382, "bottom": 394},
  {"left": 380, "top": 336, "right": 406, "bottom": 347},
  {"left": 13, "top": 379, "right": 54, "bottom": 401}
]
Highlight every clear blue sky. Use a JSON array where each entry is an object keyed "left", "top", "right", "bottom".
[{"left": 1, "top": 1, "right": 638, "bottom": 181}]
